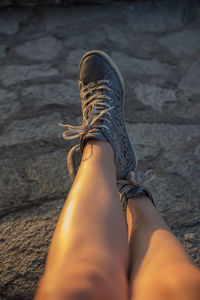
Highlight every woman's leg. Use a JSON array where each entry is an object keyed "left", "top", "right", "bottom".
[
  {"left": 126, "top": 196, "right": 200, "bottom": 300},
  {"left": 35, "top": 140, "right": 129, "bottom": 300}
]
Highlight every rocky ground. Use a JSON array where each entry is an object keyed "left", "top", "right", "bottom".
[
  {"left": 0, "top": 0, "right": 118, "bottom": 8},
  {"left": 0, "top": 1, "right": 200, "bottom": 299}
]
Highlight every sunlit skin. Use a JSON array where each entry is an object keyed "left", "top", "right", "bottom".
[
  {"left": 35, "top": 140, "right": 200, "bottom": 300},
  {"left": 35, "top": 140, "right": 129, "bottom": 300},
  {"left": 126, "top": 197, "right": 200, "bottom": 300}
]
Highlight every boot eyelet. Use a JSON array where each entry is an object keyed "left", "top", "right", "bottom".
[
  {"left": 109, "top": 81, "right": 112, "bottom": 86},
  {"left": 109, "top": 89, "right": 113, "bottom": 94}
]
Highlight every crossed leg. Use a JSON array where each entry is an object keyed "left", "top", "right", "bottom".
[
  {"left": 35, "top": 140, "right": 129, "bottom": 300},
  {"left": 126, "top": 196, "right": 200, "bottom": 300},
  {"left": 35, "top": 139, "right": 200, "bottom": 300}
]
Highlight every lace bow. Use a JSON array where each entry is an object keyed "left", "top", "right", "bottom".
[
  {"left": 117, "top": 169, "right": 156, "bottom": 186},
  {"left": 117, "top": 169, "right": 156, "bottom": 211},
  {"left": 59, "top": 79, "right": 114, "bottom": 140}
]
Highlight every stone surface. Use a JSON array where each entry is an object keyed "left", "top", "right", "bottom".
[
  {"left": 133, "top": 82, "right": 177, "bottom": 111},
  {"left": 63, "top": 30, "right": 107, "bottom": 52},
  {"left": 0, "top": 89, "right": 20, "bottom": 121},
  {"left": 0, "top": 158, "right": 30, "bottom": 217},
  {"left": 15, "top": 36, "right": 61, "bottom": 61},
  {"left": 128, "top": 82, "right": 200, "bottom": 122},
  {"left": 0, "top": 2, "right": 200, "bottom": 299},
  {"left": 126, "top": 123, "right": 200, "bottom": 159},
  {"left": 44, "top": 5, "right": 108, "bottom": 31},
  {"left": 20, "top": 80, "right": 80, "bottom": 106},
  {"left": 0, "top": 200, "right": 64, "bottom": 300},
  {"left": 112, "top": 51, "right": 171, "bottom": 77},
  {"left": 0, "top": 148, "right": 70, "bottom": 217},
  {"left": 160, "top": 29, "right": 200, "bottom": 57},
  {"left": 65, "top": 48, "right": 89, "bottom": 76},
  {"left": 178, "top": 58, "right": 200, "bottom": 99},
  {"left": 106, "top": 27, "right": 160, "bottom": 60},
  {"left": 0, "top": 0, "right": 115, "bottom": 7},
  {"left": 0, "top": 45, "right": 6, "bottom": 58},
  {"left": 0, "top": 64, "right": 59, "bottom": 87},
  {"left": 173, "top": 224, "right": 200, "bottom": 265},
  {"left": 0, "top": 113, "right": 63, "bottom": 146},
  {"left": 194, "top": 145, "right": 200, "bottom": 160},
  {"left": 126, "top": 0, "right": 184, "bottom": 33},
  {"left": 25, "top": 150, "right": 70, "bottom": 201},
  {"left": 0, "top": 9, "right": 30, "bottom": 34},
  {"left": 111, "top": 51, "right": 174, "bottom": 85}
]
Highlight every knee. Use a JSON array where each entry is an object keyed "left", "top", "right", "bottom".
[
  {"left": 158, "top": 264, "right": 200, "bottom": 300},
  {"left": 168, "top": 264, "right": 200, "bottom": 300},
  {"left": 133, "top": 264, "right": 200, "bottom": 300},
  {"left": 35, "top": 267, "right": 119, "bottom": 300},
  {"left": 35, "top": 274, "right": 100, "bottom": 300}
]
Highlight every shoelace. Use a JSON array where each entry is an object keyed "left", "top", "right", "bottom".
[
  {"left": 117, "top": 169, "right": 156, "bottom": 187},
  {"left": 117, "top": 169, "right": 156, "bottom": 211},
  {"left": 59, "top": 79, "right": 114, "bottom": 140}
]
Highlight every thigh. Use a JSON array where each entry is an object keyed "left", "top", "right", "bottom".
[
  {"left": 129, "top": 264, "right": 200, "bottom": 300},
  {"left": 35, "top": 257, "right": 129, "bottom": 300}
]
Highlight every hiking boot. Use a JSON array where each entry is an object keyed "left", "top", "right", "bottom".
[{"left": 60, "top": 50, "right": 136, "bottom": 179}]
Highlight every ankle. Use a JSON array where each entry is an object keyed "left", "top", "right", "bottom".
[
  {"left": 80, "top": 139, "right": 117, "bottom": 183},
  {"left": 83, "top": 139, "right": 114, "bottom": 160}
]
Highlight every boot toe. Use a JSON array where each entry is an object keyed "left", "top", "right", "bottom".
[{"left": 79, "top": 53, "right": 111, "bottom": 85}]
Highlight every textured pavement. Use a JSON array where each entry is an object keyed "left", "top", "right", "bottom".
[{"left": 0, "top": 1, "right": 200, "bottom": 299}]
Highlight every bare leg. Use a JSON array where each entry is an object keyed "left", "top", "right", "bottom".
[
  {"left": 127, "top": 196, "right": 200, "bottom": 300},
  {"left": 35, "top": 140, "right": 129, "bottom": 300}
]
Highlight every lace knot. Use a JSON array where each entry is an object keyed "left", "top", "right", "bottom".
[
  {"left": 118, "top": 169, "right": 156, "bottom": 212},
  {"left": 127, "top": 169, "right": 156, "bottom": 186},
  {"left": 59, "top": 80, "right": 114, "bottom": 140}
]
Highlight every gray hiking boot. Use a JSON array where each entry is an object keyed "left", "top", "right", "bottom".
[{"left": 61, "top": 50, "right": 136, "bottom": 179}]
